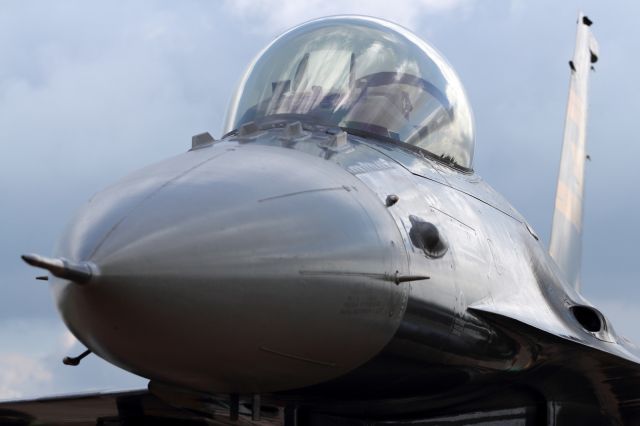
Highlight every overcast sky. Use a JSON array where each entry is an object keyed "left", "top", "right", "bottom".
[{"left": 1, "top": 1, "right": 639, "bottom": 399}]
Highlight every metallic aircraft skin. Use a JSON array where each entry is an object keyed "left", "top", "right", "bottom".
[
  {"left": 44, "top": 121, "right": 640, "bottom": 423},
  {"left": 4, "top": 14, "right": 640, "bottom": 426},
  {"left": 549, "top": 14, "right": 600, "bottom": 291},
  {"left": 52, "top": 132, "right": 411, "bottom": 393}
]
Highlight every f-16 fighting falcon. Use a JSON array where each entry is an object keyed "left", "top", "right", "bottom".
[{"left": 3, "top": 13, "right": 640, "bottom": 426}]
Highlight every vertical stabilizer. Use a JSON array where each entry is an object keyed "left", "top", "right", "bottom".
[{"left": 549, "top": 13, "right": 599, "bottom": 291}]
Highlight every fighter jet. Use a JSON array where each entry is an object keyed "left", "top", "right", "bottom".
[{"left": 2, "top": 14, "right": 639, "bottom": 426}]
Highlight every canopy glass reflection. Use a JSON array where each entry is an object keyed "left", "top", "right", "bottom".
[{"left": 224, "top": 16, "right": 475, "bottom": 169}]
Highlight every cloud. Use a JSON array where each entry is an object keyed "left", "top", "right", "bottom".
[
  {"left": 0, "top": 318, "right": 146, "bottom": 399},
  {"left": 224, "top": 0, "right": 476, "bottom": 33},
  {"left": 60, "top": 330, "right": 79, "bottom": 353},
  {"left": 0, "top": 319, "right": 61, "bottom": 399},
  {"left": 0, "top": 354, "right": 52, "bottom": 399}
]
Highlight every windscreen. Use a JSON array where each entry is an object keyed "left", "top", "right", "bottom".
[{"left": 224, "top": 16, "right": 475, "bottom": 169}]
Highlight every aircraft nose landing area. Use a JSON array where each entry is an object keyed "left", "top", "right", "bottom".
[{"left": 50, "top": 142, "right": 409, "bottom": 394}]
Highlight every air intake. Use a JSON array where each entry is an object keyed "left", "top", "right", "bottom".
[{"left": 570, "top": 306, "right": 602, "bottom": 333}]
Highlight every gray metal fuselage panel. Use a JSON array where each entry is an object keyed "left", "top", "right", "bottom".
[{"left": 45, "top": 124, "right": 640, "bottom": 422}]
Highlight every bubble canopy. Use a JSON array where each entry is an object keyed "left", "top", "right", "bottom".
[{"left": 224, "top": 16, "right": 475, "bottom": 169}]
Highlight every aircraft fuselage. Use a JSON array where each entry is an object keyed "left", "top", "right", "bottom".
[{"left": 50, "top": 122, "right": 620, "bottom": 408}]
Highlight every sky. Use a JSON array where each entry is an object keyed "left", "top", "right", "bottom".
[{"left": 1, "top": 1, "right": 639, "bottom": 399}]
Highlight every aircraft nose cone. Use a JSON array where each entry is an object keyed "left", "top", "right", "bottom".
[{"left": 53, "top": 143, "right": 408, "bottom": 393}]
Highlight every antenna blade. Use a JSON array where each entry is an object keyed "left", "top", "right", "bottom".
[{"left": 549, "top": 12, "right": 598, "bottom": 291}]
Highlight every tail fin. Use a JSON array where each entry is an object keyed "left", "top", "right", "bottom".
[{"left": 549, "top": 13, "right": 599, "bottom": 291}]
